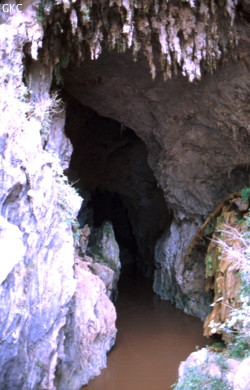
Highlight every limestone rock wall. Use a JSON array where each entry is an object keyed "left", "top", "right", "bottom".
[
  {"left": 0, "top": 5, "right": 118, "bottom": 389},
  {"left": 55, "top": 263, "right": 117, "bottom": 390}
]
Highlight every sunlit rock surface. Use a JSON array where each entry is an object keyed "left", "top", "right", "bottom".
[
  {"left": 177, "top": 348, "right": 250, "bottom": 390},
  {"left": 55, "top": 264, "right": 117, "bottom": 390},
  {"left": 0, "top": 4, "right": 117, "bottom": 389}
]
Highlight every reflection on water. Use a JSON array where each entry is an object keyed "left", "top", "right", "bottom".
[{"left": 85, "top": 273, "right": 209, "bottom": 390}]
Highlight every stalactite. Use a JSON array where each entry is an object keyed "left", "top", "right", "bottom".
[{"left": 40, "top": 0, "right": 238, "bottom": 82}]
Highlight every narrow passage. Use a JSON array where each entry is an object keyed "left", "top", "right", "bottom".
[{"left": 84, "top": 274, "right": 209, "bottom": 390}]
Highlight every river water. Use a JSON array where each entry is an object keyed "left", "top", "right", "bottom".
[{"left": 85, "top": 273, "right": 210, "bottom": 390}]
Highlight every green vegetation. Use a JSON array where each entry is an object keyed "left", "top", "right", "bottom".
[
  {"left": 205, "top": 255, "right": 213, "bottom": 276},
  {"left": 35, "top": 360, "right": 43, "bottom": 369},
  {"left": 89, "top": 251, "right": 118, "bottom": 272},
  {"left": 55, "top": 166, "right": 81, "bottom": 233},
  {"left": 87, "top": 222, "right": 120, "bottom": 272},
  {"left": 37, "top": 3, "right": 46, "bottom": 24},
  {"left": 228, "top": 335, "right": 250, "bottom": 359},
  {"left": 37, "top": 93, "right": 63, "bottom": 146},
  {"left": 37, "top": 0, "right": 56, "bottom": 24},
  {"left": 80, "top": 4, "right": 91, "bottom": 24},
  {"left": 240, "top": 187, "right": 250, "bottom": 203},
  {"left": 172, "top": 365, "right": 232, "bottom": 390},
  {"left": 72, "top": 219, "right": 81, "bottom": 242}
]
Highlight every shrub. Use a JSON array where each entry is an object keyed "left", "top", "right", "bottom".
[
  {"left": 172, "top": 365, "right": 232, "bottom": 390},
  {"left": 55, "top": 167, "right": 81, "bottom": 228},
  {"left": 34, "top": 92, "right": 63, "bottom": 147},
  {"left": 240, "top": 187, "right": 250, "bottom": 203}
]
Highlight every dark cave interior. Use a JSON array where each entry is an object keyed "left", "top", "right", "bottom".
[{"left": 64, "top": 97, "right": 172, "bottom": 278}]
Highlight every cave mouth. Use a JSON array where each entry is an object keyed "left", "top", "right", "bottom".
[{"left": 64, "top": 96, "right": 172, "bottom": 280}]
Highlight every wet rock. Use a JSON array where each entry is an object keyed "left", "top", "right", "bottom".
[{"left": 88, "top": 220, "right": 121, "bottom": 300}]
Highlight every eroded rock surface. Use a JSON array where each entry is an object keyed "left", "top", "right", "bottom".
[
  {"left": 0, "top": 5, "right": 118, "bottom": 389},
  {"left": 55, "top": 263, "right": 117, "bottom": 390}
]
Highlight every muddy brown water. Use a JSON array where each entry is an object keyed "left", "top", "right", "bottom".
[{"left": 85, "top": 273, "right": 210, "bottom": 390}]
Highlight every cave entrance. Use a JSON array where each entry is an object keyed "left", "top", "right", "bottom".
[{"left": 64, "top": 97, "right": 172, "bottom": 280}]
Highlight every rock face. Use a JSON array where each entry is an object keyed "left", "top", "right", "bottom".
[
  {"left": 176, "top": 348, "right": 250, "bottom": 390},
  {"left": 61, "top": 19, "right": 250, "bottom": 317},
  {"left": 0, "top": 1, "right": 250, "bottom": 389},
  {"left": 0, "top": 4, "right": 118, "bottom": 390},
  {"left": 54, "top": 263, "right": 117, "bottom": 390},
  {"left": 87, "top": 220, "right": 121, "bottom": 300},
  {"left": 153, "top": 221, "right": 212, "bottom": 319},
  {"left": 0, "top": 12, "right": 78, "bottom": 389}
]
